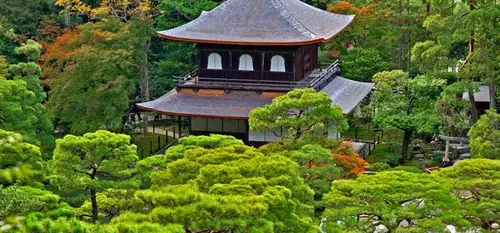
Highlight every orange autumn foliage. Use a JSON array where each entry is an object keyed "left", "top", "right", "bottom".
[
  {"left": 327, "top": 1, "right": 375, "bottom": 16},
  {"left": 39, "top": 30, "right": 79, "bottom": 85},
  {"left": 332, "top": 142, "right": 369, "bottom": 178}
]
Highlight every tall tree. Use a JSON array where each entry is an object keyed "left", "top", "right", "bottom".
[
  {"left": 52, "top": 130, "right": 138, "bottom": 223},
  {"left": 340, "top": 48, "right": 389, "bottom": 82},
  {"left": 249, "top": 88, "right": 348, "bottom": 143},
  {"left": 0, "top": 39, "right": 53, "bottom": 146},
  {"left": 55, "top": 0, "right": 157, "bottom": 101},
  {"left": 326, "top": 0, "right": 427, "bottom": 70},
  {"left": 412, "top": 0, "right": 499, "bottom": 121},
  {"left": 371, "top": 70, "right": 444, "bottom": 157},
  {"left": 44, "top": 20, "right": 147, "bottom": 134},
  {"left": 0, "top": 0, "right": 58, "bottom": 36}
]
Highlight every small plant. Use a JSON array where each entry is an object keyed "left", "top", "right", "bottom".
[{"left": 368, "top": 162, "right": 391, "bottom": 172}]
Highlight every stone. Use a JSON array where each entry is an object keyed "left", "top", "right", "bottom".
[
  {"left": 444, "top": 225, "right": 457, "bottom": 233},
  {"left": 398, "top": 220, "right": 410, "bottom": 228},
  {"left": 374, "top": 224, "right": 388, "bottom": 233},
  {"left": 492, "top": 223, "right": 499, "bottom": 229}
]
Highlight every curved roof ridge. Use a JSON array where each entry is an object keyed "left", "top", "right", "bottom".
[
  {"left": 270, "top": 0, "right": 318, "bottom": 40},
  {"left": 157, "top": 0, "right": 354, "bottom": 46}
]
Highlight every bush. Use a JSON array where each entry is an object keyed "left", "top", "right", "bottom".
[
  {"left": 368, "top": 162, "right": 391, "bottom": 172},
  {"left": 468, "top": 110, "right": 500, "bottom": 159},
  {"left": 433, "top": 152, "right": 445, "bottom": 164},
  {"left": 390, "top": 166, "right": 423, "bottom": 173},
  {"left": 367, "top": 143, "right": 404, "bottom": 166}
]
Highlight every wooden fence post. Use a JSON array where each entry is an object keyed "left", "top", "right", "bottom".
[
  {"left": 149, "top": 141, "right": 152, "bottom": 154},
  {"left": 157, "top": 135, "right": 160, "bottom": 151}
]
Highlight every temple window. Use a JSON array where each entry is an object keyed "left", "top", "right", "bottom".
[
  {"left": 270, "top": 55, "right": 285, "bottom": 72},
  {"left": 239, "top": 54, "right": 254, "bottom": 71},
  {"left": 207, "top": 53, "right": 222, "bottom": 70}
]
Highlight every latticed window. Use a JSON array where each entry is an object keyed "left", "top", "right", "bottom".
[
  {"left": 239, "top": 54, "right": 253, "bottom": 71},
  {"left": 207, "top": 53, "right": 222, "bottom": 70},
  {"left": 270, "top": 55, "right": 285, "bottom": 72}
]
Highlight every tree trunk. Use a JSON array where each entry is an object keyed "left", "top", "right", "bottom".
[
  {"left": 468, "top": 89, "right": 479, "bottom": 123},
  {"left": 489, "top": 79, "right": 497, "bottom": 110},
  {"left": 406, "top": 0, "right": 412, "bottom": 73},
  {"left": 468, "top": 0, "right": 479, "bottom": 123},
  {"left": 90, "top": 187, "right": 98, "bottom": 223},
  {"left": 401, "top": 130, "right": 412, "bottom": 161},
  {"left": 140, "top": 38, "right": 151, "bottom": 102}
]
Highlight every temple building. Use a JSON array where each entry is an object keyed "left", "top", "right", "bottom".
[{"left": 138, "top": 0, "right": 374, "bottom": 144}]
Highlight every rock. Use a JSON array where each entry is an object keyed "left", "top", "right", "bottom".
[
  {"left": 398, "top": 220, "right": 410, "bottom": 228},
  {"left": 414, "top": 154, "right": 426, "bottom": 159},
  {"left": 444, "top": 225, "right": 457, "bottom": 233},
  {"left": 374, "top": 224, "right": 388, "bottom": 233},
  {"left": 459, "top": 153, "right": 471, "bottom": 159},
  {"left": 492, "top": 223, "right": 499, "bottom": 229}
]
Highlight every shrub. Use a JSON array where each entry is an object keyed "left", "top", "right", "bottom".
[
  {"left": 368, "top": 162, "right": 391, "bottom": 172},
  {"left": 332, "top": 142, "right": 369, "bottom": 178},
  {"left": 468, "top": 110, "right": 500, "bottom": 159},
  {"left": 390, "top": 166, "right": 423, "bottom": 173}
]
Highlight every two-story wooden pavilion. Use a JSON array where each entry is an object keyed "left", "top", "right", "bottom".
[{"left": 138, "top": 0, "right": 374, "bottom": 144}]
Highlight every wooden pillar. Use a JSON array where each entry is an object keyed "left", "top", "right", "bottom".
[
  {"left": 142, "top": 112, "right": 148, "bottom": 138},
  {"left": 177, "top": 116, "right": 182, "bottom": 138},
  {"left": 260, "top": 51, "right": 265, "bottom": 80},
  {"left": 229, "top": 51, "right": 233, "bottom": 79}
]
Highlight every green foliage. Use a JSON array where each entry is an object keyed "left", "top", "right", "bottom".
[
  {"left": 135, "top": 155, "right": 166, "bottom": 188},
  {"left": 438, "top": 159, "right": 500, "bottom": 229},
  {"left": 367, "top": 162, "right": 391, "bottom": 172},
  {"left": 14, "top": 39, "right": 43, "bottom": 62},
  {"left": 0, "top": 185, "right": 60, "bottom": 219},
  {"left": 132, "top": 134, "right": 318, "bottom": 232},
  {"left": 98, "top": 222, "right": 184, "bottom": 233},
  {"left": 367, "top": 143, "right": 403, "bottom": 166},
  {"left": 0, "top": 129, "right": 43, "bottom": 186},
  {"left": 371, "top": 70, "right": 445, "bottom": 156},
  {"left": 250, "top": 88, "right": 348, "bottom": 142},
  {"left": 46, "top": 19, "right": 152, "bottom": 135},
  {"left": 341, "top": 48, "right": 389, "bottom": 82},
  {"left": 79, "top": 188, "right": 136, "bottom": 222},
  {"left": 389, "top": 166, "right": 423, "bottom": 174},
  {"left": 52, "top": 130, "right": 139, "bottom": 222},
  {"left": 290, "top": 144, "right": 340, "bottom": 198},
  {"left": 0, "top": 39, "right": 53, "bottom": 146},
  {"left": 0, "top": 0, "right": 59, "bottom": 35},
  {"left": 436, "top": 81, "right": 472, "bottom": 136},
  {"left": 322, "top": 171, "right": 468, "bottom": 232},
  {"left": 468, "top": 110, "right": 500, "bottom": 159}
]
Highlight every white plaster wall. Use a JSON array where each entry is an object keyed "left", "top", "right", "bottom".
[
  {"left": 191, "top": 117, "right": 207, "bottom": 131},
  {"left": 207, "top": 118, "right": 223, "bottom": 132}
]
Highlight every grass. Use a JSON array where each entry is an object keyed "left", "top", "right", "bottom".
[
  {"left": 130, "top": 132, "right": 175, "bottom": 159},
  {"left": 150, "top": 119, "right": 189, "bottom": 134},
  {"left": 343, "top": 119, "right": 403, "bottom": 143}
]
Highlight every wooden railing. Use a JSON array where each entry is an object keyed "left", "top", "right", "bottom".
[{"left": 174, "top": 60, "right": 341, "bottom": 92}]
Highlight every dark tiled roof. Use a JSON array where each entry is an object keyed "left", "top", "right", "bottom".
[
  {"left": 138, "top": 77, "right": 374, "bottom": 118},
  {"left": 158, "top": 0, "right": 354, "bottom": 46},
  {"left": 320, "top": 77, "right": 374, "bottom": 114},
  {"left": 137, "top": 89, "right": 280, "bottom": 119},
  {"left": 462, "top": 86, "right": 490, "bottom": 102}
]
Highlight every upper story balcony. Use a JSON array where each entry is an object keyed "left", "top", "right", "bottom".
[{"left": 175, "top": 60, "right": 341, "bottom": 93}]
